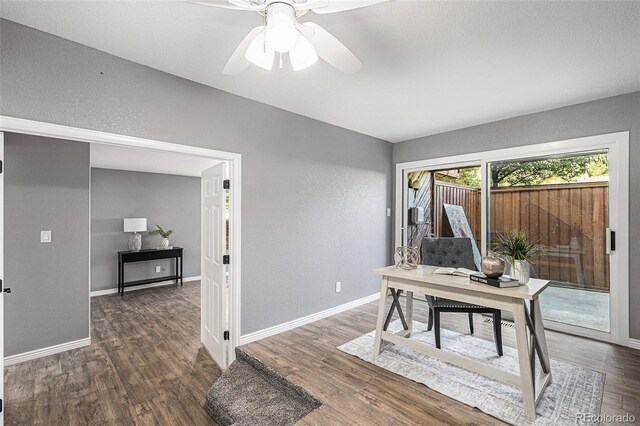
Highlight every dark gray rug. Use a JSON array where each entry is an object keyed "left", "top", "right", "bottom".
[
  {"left": 339, "top": 320, "right": 605, "bottom": 426},
  {"left": 206, "top": 347, "right": 323, "bottom": 426}
]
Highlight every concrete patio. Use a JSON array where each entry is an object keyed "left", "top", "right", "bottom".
[{"left": 539, "top": 285, "right": 610, "bottom": 332}]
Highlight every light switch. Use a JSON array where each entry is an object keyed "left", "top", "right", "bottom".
[{"left": 41, "top": 230, "right": 52, "bottom": 243}]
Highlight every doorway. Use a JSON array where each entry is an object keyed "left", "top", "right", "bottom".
[
  {"left": 89, "top": 142, "right": 233, "bottom": 368},
  {"left": 0, "top": 116, "right": 242, "bottom": 422}
]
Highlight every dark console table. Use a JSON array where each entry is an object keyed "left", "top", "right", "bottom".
[{"left": 117, "top": 247, "right": 183, "bottom": 296}]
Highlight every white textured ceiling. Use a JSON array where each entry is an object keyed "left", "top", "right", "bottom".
[
  {"left": 91, "top": 144, "right": 220, "bottom": 177},
  {"left": 1, "top": 1, "right": 639, "bottom": 142}
]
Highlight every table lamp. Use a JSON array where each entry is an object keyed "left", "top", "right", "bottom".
[{"left": 124, "top": 218, "right": 147, "bottom": 252}]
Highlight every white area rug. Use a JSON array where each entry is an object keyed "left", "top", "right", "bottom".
[{"left": 338, "top": 320, "right": 604, "bottom": 426}]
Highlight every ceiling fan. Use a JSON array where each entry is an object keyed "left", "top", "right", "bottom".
[{"left": 190, "top": 0, "right": 389, "bottom": 74}]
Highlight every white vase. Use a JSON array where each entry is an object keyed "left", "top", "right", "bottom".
[
  {"left": 160, "top": 237, "right": 170, "bottom": 249},
  {"left": 511, "top": 260, "right": 530, "bottom": 285}
]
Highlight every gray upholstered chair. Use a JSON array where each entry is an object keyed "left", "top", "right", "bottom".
[{"left": 421, "top": 237, "right": 503, "bottom": 356}]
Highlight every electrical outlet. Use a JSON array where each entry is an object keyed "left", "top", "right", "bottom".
[
  {"left": 155, "top": 266, "right": 161, "bottom": 273},
  {"left": 335, "top": 281, "right": 342, "bottom": 293},
  {"left": 387, "top": 208, "right": 392, "bottom": 217},
  {"left": 40, "top": 230, "right": 52, "bottom": 243}
]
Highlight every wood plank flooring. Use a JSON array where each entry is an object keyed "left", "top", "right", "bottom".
[
  {"left": 5, "top": 284, "right": 640, "bottom": 425},
  {"left": 4, "top": 282, "right": 220, "bottom": 425},
  {"left": 243, "top": 297, "right": 640, "bottom": 426}
]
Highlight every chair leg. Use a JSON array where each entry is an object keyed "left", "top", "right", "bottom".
[
  {"left": 427, "top": 307, "right": 434, "bottom": 331},
  {"left": 433, "top": 310, "right": 441, "bottom": 349},
  {"left": 493, "top": 310, "right": 503, "bottom": 356},
  {"left": 468, "top": 312, "right": 474, "bottom": 334}
]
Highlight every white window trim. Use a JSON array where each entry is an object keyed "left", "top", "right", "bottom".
[{"left": 394, "top": 132, "right": 630, "bottom": 346}]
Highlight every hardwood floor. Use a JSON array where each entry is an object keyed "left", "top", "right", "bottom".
[
  {"left": 242, "top": 297, "right": 640, "bottom": 425},
  {"left": 5, "top": 285, "right": 640, "bottom": 425},
  {"left": 4, "top": 282, "right": 220, "bottom": 425}
]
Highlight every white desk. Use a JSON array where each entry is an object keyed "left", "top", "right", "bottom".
[{"left": 373, "top": 265, "right": 552, "bottom": 420}]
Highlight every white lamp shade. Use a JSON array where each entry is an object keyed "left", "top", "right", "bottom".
[{"left": 124, "top": 218, "right": 147, "bottom": 233}]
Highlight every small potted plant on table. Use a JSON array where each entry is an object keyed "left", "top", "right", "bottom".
[
  {"left": 150, "top": 224, "right": 173, "bottom": 249},
  {"left": 494, "top": 230, "right": 540, "bottom": 285}
]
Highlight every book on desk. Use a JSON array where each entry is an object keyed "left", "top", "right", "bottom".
[{"left": 470, "top": 273, "right": 519, "bottom": 288}]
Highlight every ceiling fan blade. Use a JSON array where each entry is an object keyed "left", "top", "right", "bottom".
[
  {"left": 311, "top": 0, "right": 389, "bottom": 14},
  {"left": 186, "top": 0, "right": 246, "bottom": 10},
  {"left": 289, "top": 36, "right": 318, "bottom": 71},
  {"left": 223, "top": 27, "right": 264, "bottom": 75},
  {"left": 301, "top": 22, "right": 362, "bottom": 73}
]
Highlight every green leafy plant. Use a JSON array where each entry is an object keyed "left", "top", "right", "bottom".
[
  {"left": 149, "top": 224, "right": 173, "bottom": 239},
  {"left": 493, "top": 230, "right": 540, "bottom": 263}
]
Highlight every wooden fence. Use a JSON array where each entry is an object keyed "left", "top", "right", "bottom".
[
  {"left": 421, "top": 181, "right": 609, "bottom": 291},
  {"left": 489, "top": 182, "right": 609, "bottom": 291},
  {"left": 433, "top": 181, "right": 482, "bottom": 245}
]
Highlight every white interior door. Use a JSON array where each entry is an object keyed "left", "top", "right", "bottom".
[
  {"left": 0, "top": 132, "right": 5, "bottom": 424},
  {"left": 201, "top": 162, "right": 229, "bottom": 369}
]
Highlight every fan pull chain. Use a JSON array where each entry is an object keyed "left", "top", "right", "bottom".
[{"left": 262, "top": 13, "right": 267, "bottom": 54}]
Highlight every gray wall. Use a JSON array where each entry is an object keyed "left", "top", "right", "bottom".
[
  {"left": 91, "top": 168, "right": 201, "bottom": 292},
  {"left": 393, "top": 91, "right": 640, "bottom": 338},
  {"left": 0, "top": 19, "right": 393, "bottom": 336},
  {"left": 4, "top": 133, "right": 90, "bottom": 357}
]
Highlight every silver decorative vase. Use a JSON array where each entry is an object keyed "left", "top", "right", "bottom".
[
  {"left": 128, "top": 232, "right": 142, "bottom": 252},
  {"left": 160, "top": 237, "right": 170, "bottom": 249},
  {"left": 481, "top": 256, "right": 506, "bottom": 278}
]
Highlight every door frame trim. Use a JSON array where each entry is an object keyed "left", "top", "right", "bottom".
[
  {"left": 0, "top": 116, "right": 242, "bottom": 368},
  {"left": 394, "top": 131, "right": 630, "bottom": 346}
]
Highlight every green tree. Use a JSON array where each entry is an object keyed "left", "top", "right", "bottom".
[
  {"left": 490, "top": 154, "right": 607, "bottom": 188},
  {"left": 437, "top": 167, "right": 481, "bottom": 187}
]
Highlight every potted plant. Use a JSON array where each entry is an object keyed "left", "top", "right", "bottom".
[
  {"left": 149, "top": 224, "right": 173, "bottom": 249},
  {"left": 494, "top": 230, "right": 540, "bottom": 285}
]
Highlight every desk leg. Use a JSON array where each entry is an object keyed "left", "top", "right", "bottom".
[
  {"left": 373, "top": 277, "right": 389, "bottom": 356},
  {"left": 180, "top": 255, "right": 183, "bottom": 286},
  {"left": 119, "top": 262, "right": 124, "bottom": 296},
  {"left": 533, "top": 299, "right": 552, "bottom": 385},
  {"left": 383, "top": 289, "right": 408, "bottom": 331},
  {"left": 405, "top": 291, "right": 413, "bottom": 336},
  {"left": 514, "top": 301, "right": 536, "bottom": 420}
]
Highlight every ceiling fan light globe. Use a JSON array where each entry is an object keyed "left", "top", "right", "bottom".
[
  {"left": 290, "top": 35, "right": 318, "bottom": 71},
  {"left": 265, "top": 12, "right": 298, "bottom": 52},
  {"left": 244, "top": 31, "right": 275, "bottom": 70}
]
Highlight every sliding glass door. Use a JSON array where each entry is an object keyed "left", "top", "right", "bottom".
[
  {"left": 487, "top": 151, "right": 610, "bottom": 333},
  {"left": 396, "top": 132, "right": 628, "bottom": 344}
]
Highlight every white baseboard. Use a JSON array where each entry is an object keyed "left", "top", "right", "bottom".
[
  {"left": 628, "top": 338, "right": 640, "bottom": 350},
  {"left": 4, "top": 337, "right": 91, "bottom": 366},
  {"left": 239, "top": 292, "right": 380, "bottom": 345},
  {"left": 90, "top": 276, "right": 201, "bottom": 297}
]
